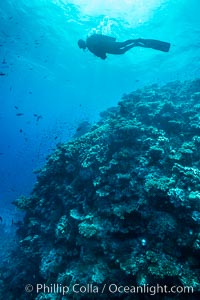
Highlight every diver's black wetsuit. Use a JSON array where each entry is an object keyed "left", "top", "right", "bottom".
[{"left": 85, "top": 34, "right": 170, "bottom": 59}]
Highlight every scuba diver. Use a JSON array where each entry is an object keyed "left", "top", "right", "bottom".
[{"left": 78, "top": 34, "right": 170, "bottom": 59}]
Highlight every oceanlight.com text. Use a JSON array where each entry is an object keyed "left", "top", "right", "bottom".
[{"left": 25, "top": 283, "right": 194, "bottom": 296}]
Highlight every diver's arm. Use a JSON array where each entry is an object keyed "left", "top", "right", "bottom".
[
  {"left": 88, "top": 46, "right": 107, "bottom": 59},
  {"left": 96, "top": 52, "right": 107, "bottom": 59},
  {"left": 94, "top": 52, "right": 107, "bottom": 59},
  {"left": 98, "top": 52, "right": 107, "bottom": 59}
]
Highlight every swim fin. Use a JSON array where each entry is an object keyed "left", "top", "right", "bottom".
[{"left": 140, "top": 39, "right": 171, "bottom": 52}]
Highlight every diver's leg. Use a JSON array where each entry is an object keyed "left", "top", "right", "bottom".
[
  {"left": 118, "top": 39, "right": 141, "bottom": 47},
  {"left": 134, "top": 39, "right": 171, "bottom": 52},
  {"left": 120, "top": 44, "right": 140, "bottom": 53},
  {"left": 107, "top": 40, "right": 142, "bottom": 54},
  {"left": 111, "top": 39, "right": 170, "bottom": 54}
]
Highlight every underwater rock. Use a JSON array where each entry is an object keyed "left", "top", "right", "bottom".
[
  {"left": 2, "top": 79, "right": 200, "bottom": 299},
  {"left": 73, "top": 121, "right": 91, "bottom": 138}
]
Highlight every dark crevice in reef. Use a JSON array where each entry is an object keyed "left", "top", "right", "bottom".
[{"left": 1, "top": 79, "right": 200, "bottom": 299}]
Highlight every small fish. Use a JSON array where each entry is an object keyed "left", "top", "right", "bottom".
[
  {"left": 0, "top": 216, "right": 2, "bottom": 223},
  {"left": 34, "top": 114, "right": 43, "bottom": 121},
  {"left": 19, "top": 129, "right": 23, "bottom": 133},
  {"left": 16, "top": 113, "right": 24, "bottom": 116},
  {"left": 74, "top": 121, "right": 91, "bottom": 137},
  {"left": 12, "top": 219, "right": 18, "bottom": 226},
  {"left": 0, "top": 72, "right": 6, "bottom": 76},
  {"left": 36, "top": 115, "right": 42, "bottom": 122},
  {"left": 14, "top": 105, "right": 18, "bottom": 109}
]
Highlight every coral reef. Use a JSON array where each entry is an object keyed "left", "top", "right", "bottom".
[{"left": 1, "top": 79, "right": 200, "bottom": 299}]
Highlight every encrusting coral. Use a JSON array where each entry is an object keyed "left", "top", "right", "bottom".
[{"left": 2, "top": 79, "right": 200, "bottom": 299}]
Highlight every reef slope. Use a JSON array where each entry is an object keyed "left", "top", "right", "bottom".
[{"left": 2, "top": 80, "right": 200, "bottom": 299}]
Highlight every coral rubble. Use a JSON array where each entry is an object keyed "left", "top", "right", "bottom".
[{"left": 2, "top": 79, "right": 200, "bottom": 299}]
